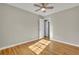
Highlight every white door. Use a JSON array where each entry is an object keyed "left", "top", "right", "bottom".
[
  {"left": 39, "top": 18, "right": 53, "bottom": 39},
  {"left": 39, "top": 19, "right": 44, "bottom": 39},
  {"left": 44, "top": 20, "right": 50, "bottom": 38}
]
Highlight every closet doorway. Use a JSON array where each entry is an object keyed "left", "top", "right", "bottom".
[
  {"left": 39, "top": 19, "right": 50, "bottom": 40},
  {"left": 44, "top": 20, "right": 50, "bottom": 40}
]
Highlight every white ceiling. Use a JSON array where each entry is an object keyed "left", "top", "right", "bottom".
[{"left": 8, "top": 3, "right": 79, "bottom": 17}]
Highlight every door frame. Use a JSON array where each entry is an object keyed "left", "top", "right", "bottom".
[{"left": 44, "top": 20, "right": 50, "bottom": 39}]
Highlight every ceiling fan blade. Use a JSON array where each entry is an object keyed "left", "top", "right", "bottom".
[
  {"left": 44, "top": 3, "right": 49, "bottom": 6},
  {"left": 35, "top": 8, "right": 41, "bottom": 11},
  {"left": 41, "top": 3, "right": 44, "bottom": 6},
  {"left": 34, "top": 4, "right": 41, "bottom": 7},
  {"left": 46, "top": 6, "right": 54, "bottom": 9},
  {"left": 41, "top": 3, "right": 45, "bottom": 7},
  {"left": 41, "top": 3, "right": 48, "bottom": 7}
]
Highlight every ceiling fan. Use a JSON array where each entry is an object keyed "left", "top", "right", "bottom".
[{"left": 34, "top": 3, "right": 54, "bottom": 12}]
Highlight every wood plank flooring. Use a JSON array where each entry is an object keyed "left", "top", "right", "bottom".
[{"left": 0, "top": 39, "right": 79, "bottom": 55}]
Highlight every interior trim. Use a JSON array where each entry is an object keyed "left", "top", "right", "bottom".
[
  {"left": 0, "top": 38, "right": 38, "bottom": 51},
  {"left": 52, "top": 38, "right": 79, "bottom": 47}
]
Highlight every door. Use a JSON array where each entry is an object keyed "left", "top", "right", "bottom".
[
  {"left": 39, "top": 19, "right": 44, "bottom": 39},
  {"left": 44, "top": 20, "right": 50, "bottom": 39},
  {"left": 39, "top": 19, "right": 50, "bottom": 40}
]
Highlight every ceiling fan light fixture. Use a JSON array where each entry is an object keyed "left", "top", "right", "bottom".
[
  {"left": 34, "top": 3, "right": 54, "bottom": 12},
  {"left": 41, "top": 8, "right": 46, "bottom": 12}
]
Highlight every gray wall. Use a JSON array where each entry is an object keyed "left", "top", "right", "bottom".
[
  {"left": 0, "top": 4, "right": 40, "bottom": 48},
  {"left": 49, "top": 6, "right": 79, "bottom": 45}
]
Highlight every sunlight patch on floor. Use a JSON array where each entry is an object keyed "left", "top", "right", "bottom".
[{"left": 28, "top": 39, "right": 51, "bottom": 54}]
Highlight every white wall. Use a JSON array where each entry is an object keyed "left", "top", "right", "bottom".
[
  {"left": 48, "top": 6, "right": 79, "bottom": 45},
  {"left": 0, "top": 4, "right": 40, "bottom": 48}
]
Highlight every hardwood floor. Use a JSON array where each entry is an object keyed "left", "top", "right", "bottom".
[{"left": 0, "top": 38, "right": 79, "bottom": 55}]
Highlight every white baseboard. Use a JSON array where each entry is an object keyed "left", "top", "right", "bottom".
[
  {"left": 0, "top": 38, "right": 38, "bottom": 51},
  {"left": 52, "top": 38, "right": 79, "bottom": 47},
  {"left": 0, "top": 38, "right": 78, "bottom": 51}
]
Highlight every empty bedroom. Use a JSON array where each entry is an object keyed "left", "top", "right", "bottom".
[{"left": 0, "top": 3, "right": 79, "bottom": 55}]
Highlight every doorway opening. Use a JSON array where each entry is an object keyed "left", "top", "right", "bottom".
[
  {"left": 39, "top": 19, "right": 51, "bottom": 40},
  {"left": 44, "top": 20, "right": 50, "bottom": 40}
]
